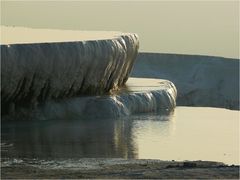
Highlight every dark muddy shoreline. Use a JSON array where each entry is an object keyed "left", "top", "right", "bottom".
[{"left": 1, "top": 158, "right": 239, "bottom": 179}]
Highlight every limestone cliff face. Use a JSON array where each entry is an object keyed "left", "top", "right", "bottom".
[{"left": 1, "top": 33, "right": 139, "bottom": 113}]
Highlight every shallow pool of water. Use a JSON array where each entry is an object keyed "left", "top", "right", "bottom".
[{"left": 1, "top": 107, "right": 239, "bottom": 165}]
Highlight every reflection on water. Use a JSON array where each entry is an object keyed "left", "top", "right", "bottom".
[
  {"left": 1, "top": 107, "right": 239, "bottom": 165},
  {"left": 135, "top": 107, "right": 239, "bottom": 165},
  {"left": 1, "top": 117, "right": 137, "bottom": 159}
]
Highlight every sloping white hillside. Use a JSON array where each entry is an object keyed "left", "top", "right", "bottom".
[{"left": 131, "top": 53, "right": 239, "bottom": 110}]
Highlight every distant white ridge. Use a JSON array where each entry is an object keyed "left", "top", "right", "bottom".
[{"left": 132, "top": 53, "right": 239, "bottom": 110}]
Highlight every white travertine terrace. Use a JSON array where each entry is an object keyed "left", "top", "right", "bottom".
[
  {"left": 3, "top": 78, "right": 177, "bottom": 120},
  {"left": 1, "top": 27, "right": 139, "bottom": 114}
]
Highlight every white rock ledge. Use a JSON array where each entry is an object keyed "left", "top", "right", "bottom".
[
  {"left": 1, "top": 27, "right": 139, "bottom": 115},
  {"left": 2, "top": 78, "right": 177, "bottom": 120}
]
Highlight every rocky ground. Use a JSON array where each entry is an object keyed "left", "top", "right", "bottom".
[{"left": 1, "top": 159, "right": 239, "bottom": 179}]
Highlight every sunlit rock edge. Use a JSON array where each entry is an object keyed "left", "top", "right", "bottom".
[{"left": 1, "top": 33, "right": 139, "bottom": 116}]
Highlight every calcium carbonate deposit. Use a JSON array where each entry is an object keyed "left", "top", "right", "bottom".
[
  {"left": 1, "top": 27, "right": 140, "bottom": 116},
  {"left": 1, "top": 27, "right": 178, "bottom": 119},
  {"left": 3, "top": 78, "right": 177, "bottom": 120}
]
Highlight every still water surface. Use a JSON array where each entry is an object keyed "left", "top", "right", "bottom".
[{"left": 1, "top": 107, "right": 239, "bottom": 165}]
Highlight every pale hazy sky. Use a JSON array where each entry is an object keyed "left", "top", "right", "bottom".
[{"left": 1, "top": 1, "right": 239, "bottom": 58}]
